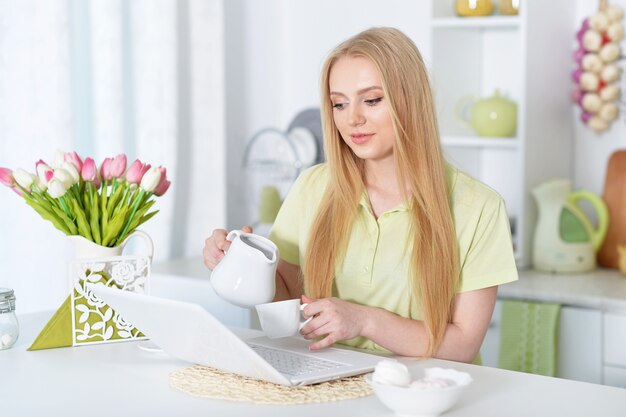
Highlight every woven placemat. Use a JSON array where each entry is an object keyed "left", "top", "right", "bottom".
[{"left": 169, "top": 365, "right": 373, "bottom": 405}]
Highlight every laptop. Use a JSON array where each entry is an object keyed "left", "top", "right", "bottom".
[{"left": 87, "top": 284, "right": 382, "bottom": 386}]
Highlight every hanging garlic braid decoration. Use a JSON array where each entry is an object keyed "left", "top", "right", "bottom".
[{"left": 572, "top": 0, "right": 624, "bottom": 133}]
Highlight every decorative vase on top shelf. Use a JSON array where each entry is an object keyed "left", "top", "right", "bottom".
[
  {"left": 455, "top": 0, "right": 494, "bottom": 17},
  {"left": 499, "top": 0, "right": 520, "bottom": 15}
]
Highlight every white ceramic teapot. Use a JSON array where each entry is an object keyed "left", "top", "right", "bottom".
[{"left": 210, "top": 230, "right": 278, "bottom": 308}]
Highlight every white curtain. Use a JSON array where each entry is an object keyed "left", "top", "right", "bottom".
[{"left": 0, "top": 0, "right": 225, "bottom": 314}]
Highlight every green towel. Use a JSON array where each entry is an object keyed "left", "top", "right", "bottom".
[{"left": 498, "top": 300, "right": 561, "bottom": 376}]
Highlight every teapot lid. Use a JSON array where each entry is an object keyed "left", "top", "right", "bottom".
[{"left": 486, "top": 89, "right": 515, "bottom": 104}]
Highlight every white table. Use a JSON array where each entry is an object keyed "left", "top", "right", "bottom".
[{"left": 2, "top": 311, "right": 626, "bottom": 417}]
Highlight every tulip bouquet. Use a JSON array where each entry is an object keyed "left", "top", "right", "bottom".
[{"left": 0, "top": 151, "right": 170, "bottom": 247}]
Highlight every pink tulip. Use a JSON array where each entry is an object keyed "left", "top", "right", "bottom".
[
  {"left": 154, "top": 179, "right": 171, "bottom": 197},
  {"left": 0, "top": 167, "right": 15, "bottom": 188},
  {"left": 153, "top": 167, "right": 170, "bottom": 196},
  {"left": 125, "top": 159, "right": 151, "bottom": 185},
  {"left": 33, "top": 160, "right": 52, "bottom": 192},
  {"left": 100, "top": 157, "right": 113, "bottom": 181},
  {"left": 81, "top": 158, "right": 98, "bottom": 182},
  {"left": 110, "top": 154, "right": 127, "bottom": 178},
  {"left": 64, "top": 151, "right": 83, "bottom": 172},
  {"left": 36, "top": 160, "right": 54, "bottom": 182}
]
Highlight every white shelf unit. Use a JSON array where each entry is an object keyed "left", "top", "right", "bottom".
[
  {"left": 431, "top": 15, "right": 521, "bottom": 29},
  {"left": 430, "top": 1, "right": 574, "bottom": 267}
]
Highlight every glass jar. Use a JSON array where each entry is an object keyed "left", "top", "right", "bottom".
[{"left": 0, "top": 288, "right": 19, "bottom": 350}]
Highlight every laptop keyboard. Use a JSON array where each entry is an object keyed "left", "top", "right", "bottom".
[{"left": 247, "top": 343, "right": 347, "bottom": 377}]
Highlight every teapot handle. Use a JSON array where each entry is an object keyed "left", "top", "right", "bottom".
[
  {"left": 566, "top": 191, "right": 609, "bottom": 251},
  {"left": 454, "top": 95, "right": 477, "bottom": 130}
]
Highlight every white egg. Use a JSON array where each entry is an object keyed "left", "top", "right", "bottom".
[
  {"left": 600, "top": 84, "right": 621, "bottom": 101},
  {"left": 580, "top": 72, "right": 600, "bottom": 92},
  {"left": 589, "top": 11, "right": 610, "bottom": 31},
  {"left": 582, "top": 53, "right": 604, "bottom": 73},
  {"left": 583, "top": 30, "right": 602, "bottom": 52},
  {"left": 607, "top": 22, "right": 624, "bottom": 41},
  {"left": 599, "top": 42, "right": 620, "bottom": 63},
  {"left": 601, "top": 64, "right": 620, "bottom": 83},
  {"left": 599, "top": 102, "right": 619, "bottom": 122},
  {"left": 582, "top": 93, "right": 602, "bottom": 112},
  {"left": 588, "top": 116, "right": 609, "bottom": 132}
]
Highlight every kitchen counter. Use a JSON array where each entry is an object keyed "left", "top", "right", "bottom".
[
  {"left": 153, "top": 257, "right": 626, "bottom": 315},
  {"left": 2, "top": 311, "right": 626, "bottom": 417},
  {"left": 502, "top": 268, "right": 626, "bottom": 313}
]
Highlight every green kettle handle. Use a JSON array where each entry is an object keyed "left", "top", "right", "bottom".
[{"left": 566, "top": 191, "right": 609, "bottom": 251}]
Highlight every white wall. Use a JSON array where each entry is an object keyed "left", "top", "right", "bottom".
[
  {"left": 225, "top": 0, "right": 626, "bottom": 230},
  {"left": 0, "top": 0, "right": 226, "bottom": 314},
  {"left": 224, "top": 0, "right": 432, "bottom": 228}
]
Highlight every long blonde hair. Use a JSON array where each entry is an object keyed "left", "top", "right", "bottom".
[{"left": 303, "top": 27, "right": 459, "bottom": 356}]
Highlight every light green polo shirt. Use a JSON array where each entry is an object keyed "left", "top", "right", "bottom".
[{"left": 268, "top": 163, "right": 518, "bottom": 352}]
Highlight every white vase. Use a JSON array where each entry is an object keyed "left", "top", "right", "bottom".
[{"left": 67, "top": 230, "right": 154, "bottom": 260}]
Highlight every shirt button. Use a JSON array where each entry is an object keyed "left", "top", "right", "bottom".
[{"left": 363, "top": 266, "right": 369, "bottom": 272}]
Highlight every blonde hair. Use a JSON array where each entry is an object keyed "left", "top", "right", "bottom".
[{"left": 303, "top": 27, "right": 459, "bottom": 356}]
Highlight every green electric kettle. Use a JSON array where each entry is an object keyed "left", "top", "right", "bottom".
[
  {"left": 455, "top": 89, "right": 517, "bottom": 137},
  {"left": 532, "top": 179, "right": 609, "bottom": 273}
]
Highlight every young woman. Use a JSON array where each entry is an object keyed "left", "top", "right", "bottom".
[{"left": 203, "top": 27, "right": 517, "bottom": 363}]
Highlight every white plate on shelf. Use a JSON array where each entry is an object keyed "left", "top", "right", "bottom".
[{"left": 288, "top": 127, "right": 317, "bottom": 169}]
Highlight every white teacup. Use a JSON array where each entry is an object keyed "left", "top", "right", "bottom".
[{"left": 255, "top": 299, "right": 311, "bottom": 339}]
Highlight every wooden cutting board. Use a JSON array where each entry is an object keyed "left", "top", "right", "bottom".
[{"left": 597, "top": 150, "right": 626, "bottom": 268}]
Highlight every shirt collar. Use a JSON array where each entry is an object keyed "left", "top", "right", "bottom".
[{"left": 358, "top": 192, "right": 410, "bottom": 215}]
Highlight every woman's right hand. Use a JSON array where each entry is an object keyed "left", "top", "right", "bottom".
[{"left": 202, "top": 226, "right": 253, "bottom": 270}]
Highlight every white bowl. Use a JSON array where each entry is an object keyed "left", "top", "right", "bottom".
[{"left": 366, "top": 367, "right": 472, "bottom": 417}]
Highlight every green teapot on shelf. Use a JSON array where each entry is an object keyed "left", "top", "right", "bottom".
[{"left": 455, "top": 89, "right": 517, "bottom": 137}]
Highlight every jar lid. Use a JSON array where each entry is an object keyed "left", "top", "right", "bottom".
[{"left": 0, "top": 288, "right": 16, "bottom": 313}]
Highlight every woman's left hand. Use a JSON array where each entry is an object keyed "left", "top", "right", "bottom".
[{"left": 299, "top": 295, "right": 368, "bottom": 350}]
